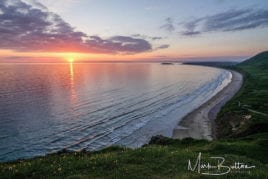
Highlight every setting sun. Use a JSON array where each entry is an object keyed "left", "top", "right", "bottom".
[{"left": 68, "top": 57, "right": 74, "bottom": 63}]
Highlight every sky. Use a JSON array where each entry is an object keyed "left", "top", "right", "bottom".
[{"left": 0, "top": 0, "right": 268, "bottom": 62}]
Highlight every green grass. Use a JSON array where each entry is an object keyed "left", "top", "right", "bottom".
[
  {"left": 1, "top": 137, "right": 267, "bottom": 178},
  {"left": 216, "top": 51, "right": 268, "bottom": 138},
  {"left": 1, "top": 51, "right": 268, "bottom": 178}
]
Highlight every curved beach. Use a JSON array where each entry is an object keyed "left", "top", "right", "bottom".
[{"left": 172, "top": 70, "right": 243, "bottom": 140}]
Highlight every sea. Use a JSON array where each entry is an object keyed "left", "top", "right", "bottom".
[{"left": 0, "top": 63, "right": 232, "bottom": 161}]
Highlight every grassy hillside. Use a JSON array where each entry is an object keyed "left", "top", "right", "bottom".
[
  {"left": 0, "top": 137, "right": 267, "bottom": 178},
  {"left": 216, "top": 51, "right": 268, "bottom": 138},
  {"left": 0, "top": 52, "right": 267, "bottom": 178}
]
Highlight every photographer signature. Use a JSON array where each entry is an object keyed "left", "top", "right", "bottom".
[{"left": 188, "top": 152, "right": 255, "bottom": 176}]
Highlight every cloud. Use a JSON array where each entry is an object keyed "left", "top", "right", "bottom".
[
  {"left": 154, "top": 44, "right": 170, "bottom": 50},
  {"left": 160, "top": 17, "right": 175, "bottom": 32},
  {"left": 181, "top": 9, "right": 268, "bottom": 36},
  {"left": 132, "top": 34, "right": 164, "bottom": 40},
  {"left": 107, "top": 36, "right": 152, "bottom": 54},
  {"left": 131, "top": 34, "right": 170, "bottom": 50},
  {"left": 180, "top": 18, "right": 202, "bottom": 36},
  {"left": 151, "top": 37, "right": 163, "bottom": 40},
  {"left": 181, "top": 31, "right": 201, "bottom": 36},
  {"left": 0, "top": 0, "right": 153, "bottom": 54}
]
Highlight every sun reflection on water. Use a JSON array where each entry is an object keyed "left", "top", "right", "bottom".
[
  {"left": 70, "top": 61, "right": 74, "bottom": 81},
  {"left": 69, "top": 61, "right": 77, "bottom": 105}
]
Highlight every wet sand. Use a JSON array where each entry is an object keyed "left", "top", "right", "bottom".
[{"left": 172, "top": 70, "right": 243, "bottom": 140}]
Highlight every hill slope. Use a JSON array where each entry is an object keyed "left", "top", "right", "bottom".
[
  {"left": 239, "top": 51, "right": 268, "bottom": 69},
  {"left": 216, "top": 51, "right": 268, "bottom": 138}
]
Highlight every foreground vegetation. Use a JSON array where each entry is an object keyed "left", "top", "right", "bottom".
[{"left": 1, "top": 52, "right": 267, "bottom": 178}]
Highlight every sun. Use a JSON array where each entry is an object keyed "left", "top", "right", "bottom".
[{"left": 68, "top": 57, "right": 74, "bottom": 63}]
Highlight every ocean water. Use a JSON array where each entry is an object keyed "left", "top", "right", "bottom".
[{"left": 0, "top": 63, "right": 232, "bottom": 161}]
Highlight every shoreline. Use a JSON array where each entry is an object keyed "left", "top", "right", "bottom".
[{"left": 172, "top": 69, "right": 243, "bottom": 140}]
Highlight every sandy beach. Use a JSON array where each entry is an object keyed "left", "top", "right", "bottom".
[{"left": 172, "top": 69, "right": 243, "bottom": 140}]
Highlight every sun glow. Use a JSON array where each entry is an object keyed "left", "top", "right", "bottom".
[
  {"left": 68, "top": 57, "right": 74, "bottom": 63},
  {"left": 64, "top": 53, "right": 82, "bottom": 63}
]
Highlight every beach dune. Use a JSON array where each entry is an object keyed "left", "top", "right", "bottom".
[{"left": 172, "top": 70, "right": 243, "bottom": 140}]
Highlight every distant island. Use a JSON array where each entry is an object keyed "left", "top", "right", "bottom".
[{"left": 161, "top": 62, "right": 174, "bottom": 65}]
